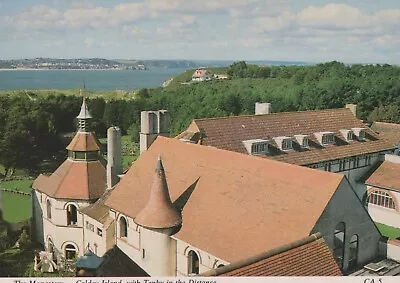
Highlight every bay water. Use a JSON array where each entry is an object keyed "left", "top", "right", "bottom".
[{"left": 0, "top": 68, "right": 188, "bottom": 91}]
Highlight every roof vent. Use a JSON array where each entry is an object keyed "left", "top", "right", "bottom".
[{"left": 242, "top": 139, "right": 268, "bottom": 155}]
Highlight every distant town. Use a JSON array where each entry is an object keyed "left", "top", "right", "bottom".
[{"left": 0, "top": 58, "right": 204, "bottom": 70}]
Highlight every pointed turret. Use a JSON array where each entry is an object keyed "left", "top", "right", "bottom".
[
  {"left": 77, "top": 94, "right": 92, "bottom": 132},
  {"left": 134, "top": 156, "right": 182, "bottom": 234}
]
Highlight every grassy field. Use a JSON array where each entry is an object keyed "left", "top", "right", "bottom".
[
  {"left": 1, "top": 191, "right": 31, "bottom": 223},
  {"left": 1, "top": 179, "right": 33, "bottom": 193},
  {"left": 376, "top": 223, "right": 400, "bottom": 239},
  {"left": 0, "top": 89, "right": 137, "bottom": 100}
]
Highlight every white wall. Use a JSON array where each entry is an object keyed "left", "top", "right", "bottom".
[
  {"left": 387, "top": 240, "right": 400, "bottom": 261},
  {"left": 39, "top": 194, "right": 91, "bottom": 258},
  {"left": 82, "top": 215, "right": 108, "bottom": 256},
  {"left": 175, "top": 239, "right": 228, "bottom": 276}
]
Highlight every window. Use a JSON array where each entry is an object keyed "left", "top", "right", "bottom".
[
  {"left": 75, "top": 152, "right": 86, "bottom": 160},
  {"left": 66, "top": 204, "right": 78, "bottom": 225},
  {"left": 86, "top": 151, "right": 99, "bottom": 160},
  {"left": 359, "top": 130, "right": 365, "bottom": 140},
  {"left": 282, "top": 139, "right": 293, "bottom": 150},
  {"left": 366, "top": 155, "right": 372, "bottom": 165},
  {"left": 65, "top": 244, "right": 77, "bottom": 260},
  {"left": 97, "top": 228, "right": 103, "bottom": 237},
  {"left": 367, "top": 190, "right": 396, "bottom": 209},
  {"left": 348, "top": 235, "right": 359, "bottom": 270},
  {"left": 302, "top": 137, "right": 309, "bottom": 148},
  {"left": 46, "top": 200, "right": 52, "bottom": 219},
  {"left": 119, "top": 216, "right": 128, "bottom": 238},
  {"left": 188, "top": 250, "right": 200, "bottom": 275},
  {"left": 339, "top": 160, "right": 345, "bottom": 171},
  {"left": 86, "top": 221, "right": 94, "bottom": 231},
  {"left": 322, "top": 134, "right": 335, "bottom": 145},
  {"left": 347, "top": 132, "right": 354, "bottom": 141},
  {"left": 333, "top": 222, "right": 345, "bottom": 269},
  {"left": 324, "top": 162, "right": 331, "bottom": 171},
  {"left": 251, "top": 142, "right": 268, "bottom": 154}
]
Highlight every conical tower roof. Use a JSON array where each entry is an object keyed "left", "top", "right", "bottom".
[
  {"left": 134, "top": 156, "right": 182, "bottom": 231},
  {"left": 77, "top": 97, "right": 92, "bottom": 119}
]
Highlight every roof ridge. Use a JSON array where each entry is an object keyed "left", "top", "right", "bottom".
[
  {"left": 156, "top": 136, "right": 344, "bottom": 180},
  {"left": 193, "top": 108, "right": 350, "bottom": 122}
]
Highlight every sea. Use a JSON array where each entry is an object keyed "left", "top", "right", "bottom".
[{"left": 0, "top": 68, "right": 189, "bottom": 91}]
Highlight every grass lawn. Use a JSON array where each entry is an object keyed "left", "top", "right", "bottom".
[
  {"left": 376, "top": 223, "right": 400, "bottom": 239},
  {"left": 2, "top": 192, "right": 31, "bottom": 223},
  {"left": 1, "top": 179, "right": 33, "bottom": 193}
]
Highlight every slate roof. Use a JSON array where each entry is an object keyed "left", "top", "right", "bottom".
[
  {"left": 66, "top": 132, "right": 101, "bottom": 152},
  {"left": 202, "top": 233, "right": 342, "bottom": 276},
  {"left": 106, "top": 137, "right": 344, "bottom": 263},
  {"left": 177, "top": 108, "right": 395, "bottom": 165},
  {"left": 33, "top": 159, "right": 106, "bottom": 200},
  {"left": 365, "top": 161, "right": 400, "bottom": 192}
]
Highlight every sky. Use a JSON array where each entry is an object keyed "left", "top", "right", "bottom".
[{"left": 0, "top": 0, "right": 399, "bottom": 64}]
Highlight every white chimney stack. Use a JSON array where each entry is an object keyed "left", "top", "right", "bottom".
[
  {"left": 255, "top": 102, "right": 271, "bottom": 115},
  {"left": 140, "top": 110, "right": 169, "bottom": 154},
  {"left": 107, "top": 126, "right": 122, "bottom": 189}
]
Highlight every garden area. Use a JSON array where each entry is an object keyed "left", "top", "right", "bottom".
[{"left": 376, "top": 223, "right": 400, "bottom": 239}]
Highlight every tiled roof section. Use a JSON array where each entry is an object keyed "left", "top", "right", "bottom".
[
  {"left": 66, "top": 132, "right": 101, "bottom": 152},
  {"left": 106, "top": 137, "right": 343, "bottom": 262},
  {"left": 80, "top": 189, "right": 113, "bottom": 224},
  {"left": 209, "top": 233, "right": 342, "bottom": 276},
  {"left": 365, "top": 161, "right": 400, "bottom": 192},
  {"left": 186, "top": 108, "right": 394, "bottom": 165},
  {"left": 33, "top": 159, "right": 106, "bottom": 200},
  {"left": 371, "top": 121, "right": 400, "bottom": 146}
]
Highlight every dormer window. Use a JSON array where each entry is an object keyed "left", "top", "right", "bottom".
[
  {"left": 352, "top": 128, "right": 366, "bottom": 140},
  {"left": 294, "top": 134, "right": 309, "bottom": 149},
  {"left": 273, "top": 136, "right": 293, "bottom": 151},
  {"left": 322, "top": 134, "right": 335, "bottom": 144},
  {"left": 242, "top": 139, "right": 268, "bottom": 155},
  {"left": 252, "top": 143, "right": 267, "bottom": 153},
  {"left": 340, "top": 129, "right": 354, "bottom": 142},
  {"left": 315, "top": 132, "right": 335, "bottom": 145}
]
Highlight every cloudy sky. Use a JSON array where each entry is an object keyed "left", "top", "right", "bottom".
[{"left": 0, "top": 0, "right": 399, "bottom": 63}]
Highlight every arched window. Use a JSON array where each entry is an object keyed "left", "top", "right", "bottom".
[
  {"left": 65, "top": 244, "right": 77, "bottom": 260},
  {"left": 348, "top": 234, "right": 359, "bottom": 270},
  {"left": 46, "top": 200, "right": 52, "bottom": 219},
  {"left": 119, "top": 216, "right": 128, "bottom": 238},
  {"left": 188, "top": 250, "right": 200, "bottom": 275},
  {"left": 217, "top": 264, "right": 225, "bottom": 268},
  {"left": 367, "top": 190, "right": 396, "bottom": 209},
  {"left": 333, "top": 222, "right": 345, "bottom": 269},
  {"left": 66, "top": 204, "right": 78, "bottom": 225}
]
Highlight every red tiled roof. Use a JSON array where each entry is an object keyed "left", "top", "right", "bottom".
[
  {"left": 66, "top": 132, "right": 101, "bottom": 152},
  {"left": 371, "top": 121, "right": 400, "bottom": 146},
  {"left": 203, "top": 233, "right": 342, "bottom": 276},
  {"left": 366, "top": 161, "right": 400, "bottom": 192},
  {"left": 106, "top": 137, "right": 344, "bottom": 262},
  {"left": 180, "top": 108, "right": 394, "bottom": 165},
  {"left": 33, "top": 159, "right": 106, "bottom": 200}
]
